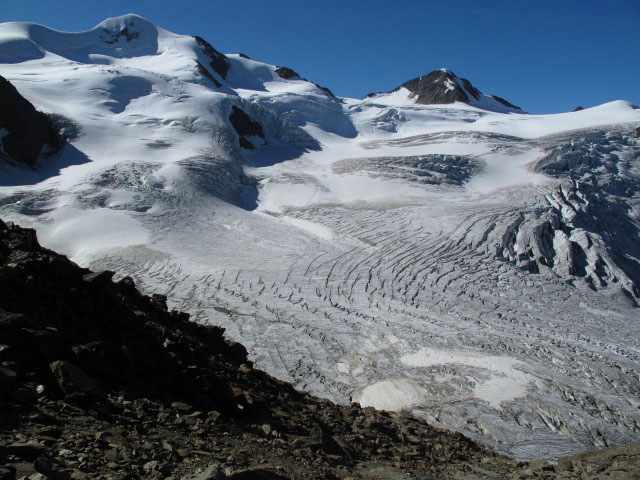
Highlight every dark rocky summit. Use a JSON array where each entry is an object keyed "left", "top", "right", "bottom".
[
  {"left": 371, "top": 69, "right": 521, "bottom": 111},
  {"left": 0, "top": 76, "right": 61, "bottom": 168},
  {"left": 274, "top": 66, "right": 335, "bottom": 98},
  {"left": 228, "top": 106, "right": 265, "bottom": 150},
  {"left": 274, "top": 67, "right": 300, "bottom": 80},
  {"left": 0, "top": 219, "right": 638, "bottom": 479}
]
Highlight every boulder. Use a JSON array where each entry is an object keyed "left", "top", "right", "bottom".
[
  {"left": 0, "top": 466, "right": 16, "bottom": 480},
  {"left": 181, "top": 465, "right": 224, "bottom": 480},
  {"left": 0, "top": 366, "right": 17, "bottom": 393},
  {"left": 49, "top": 361, "right": 104, "bottom": 397}
]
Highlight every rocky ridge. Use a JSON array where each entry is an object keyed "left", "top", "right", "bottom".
[
  {"left": 0, "top": 75, "right": 60, "bottom": 168},
  {"left": 1, "top": 222, "right": 639, "bottom": 479},
  {"left": 368, "top": 69, "right": 522, "bottom": 112}
]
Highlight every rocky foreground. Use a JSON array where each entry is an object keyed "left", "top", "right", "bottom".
[{"left": 0, "top": 219, "right": 638, "bottom": 480}]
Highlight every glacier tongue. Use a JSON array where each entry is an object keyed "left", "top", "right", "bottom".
[{"left": 1, "top": 15, "right": 640, "bottom": 462}]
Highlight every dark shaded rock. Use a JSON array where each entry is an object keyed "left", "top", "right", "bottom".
[
  {"left": 228, "top": 106, "right": 264, "bottom": 149},
  {"left": 492, "top": 95, "right": 521, "bottom": 110},
  {"left": 82, "top": 270, "right": 114, "bottom": 286},
  {"left": 49, "top": 360, "right": 104, "bottom": 397},
  {"left": 34, "top": 456, "right": 53, "bottom": 475},
  {"left": 635, "top": 126, "right": 640, "bottom": 137},
  {"left": 193, "top": 36, "right": 230, "bottom": 80},
  {"left": 229, "top": 106, "right": 264, "bottom": 138},
  {"left": 171, "top": 401, "right": 194, "bottom": 413},
  {"left": 573, "top": 106, "right": 584, "bottom": 111},
  {"left": 312, "top": 425, "right": 351, "bottom": 459},
  {"left": 45, "top": 113, "right": 81, "bottom": 141},
  {"left": 224, "top": 341, "right": 248, "bottom": 364},
  {"left": 375, "top": 69, "right": 521, "bottom": 112},
  {"left": 0, "top": 466, "right": 16, "bottom": 480},
  {"left": 274, "top": 66, "right": 335, "bottom": 98},
  {"left": 0, "top": 75, "right": 61, "bottom": 168},
  {"left": 238, "top": 53, "right": 250, "bottom": 59},
  {"left": 151, "top": 293, "right": 168, "bottom": 310},
  {"left": 238, "top": 137, "right": 255, "bottom": 150},
  {"left": 10, "top": 387, "right": 38, "bottom": 404},
  {"left": 0, "top": 442, "right": 47, "bottom": 460},
  {"left": 227, "top": 468, "right": 290, "bottom": 480},
  {"left": 101, "top": 25, "right": 141, "bottom": 44},
  {"left": 0, "top": 344, "right": 14, "bottom": 357},
  {"left": 196, "top": 62, "right": 222, "bottom": 88},
  {"left": 0, "top": 220, "right": 237, "bottom": 415},
  {"left": 311, "top": 82, "right": 335, "bottom": 98},
  {"left": 275, "top": 67, "right": 299, "bottom": 80},
  {"left": 0, "top": 366, "right": 18, "bottom": 392},
  {"left": 37, "top": 426, "right": 61, "bottom": 439},
  {"left": 459, "top": 77, "right": 481, "bottom": 100}
]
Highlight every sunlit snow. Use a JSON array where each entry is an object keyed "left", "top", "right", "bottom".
[{"left": 1, "top": 14, "right": 640, "bottom": 461}]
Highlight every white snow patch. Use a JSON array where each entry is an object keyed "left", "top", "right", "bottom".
[
  {"left": 353, "top": 378, "right": 428, "bottom": 411},
  {"left": 444, "top": 79, "right": 456, "bottom": 92},
  {"left": 401, "top": 347, "right": 534, "bottom": 409},
  {"left": 281, "top": 216, "right": 335, "bottom": 240},
  {"left": 467, "top": 149, "right": 556, "bottom": 194},
  {"left": 37, "top": 206, "right": 150, "bottom": 264}
]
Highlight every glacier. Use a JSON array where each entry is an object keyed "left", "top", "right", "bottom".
[{"left": 1, "top": 14, "right": 639, "bottom": 461}]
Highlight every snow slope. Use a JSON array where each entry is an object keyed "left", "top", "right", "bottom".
[{"left": 1, "top": 14, "right": 640, "bottom": 461}]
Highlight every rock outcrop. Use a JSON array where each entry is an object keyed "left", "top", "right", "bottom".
[
  {"left": 193, "top": 36, "right": 230, "bottom": 81},
  {"left": 228, "top": 106, "right": 265, "bottom": 149},
  {"left": 274, "top": 67, "right": 300, "bottom": 80},
  {"left": 0, "top": 76, "right": 60, "bottom": 168},
  {"left": 369, "top": 69, "right": 522, "bottom": 112}
]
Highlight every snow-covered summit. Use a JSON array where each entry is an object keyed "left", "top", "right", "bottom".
[
  {"left": 0, "top": 13, "right": 339, "bottom": 100},
  {"left": 367, "top": 68, "right": 523, "bottom": 113},
  {"left": 0, "top": 14, "right": 161, "bottom": 63}
]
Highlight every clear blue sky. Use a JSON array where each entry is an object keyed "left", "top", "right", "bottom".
[{"left": 2, "top": 0, "right": 638, "bottom": 113}]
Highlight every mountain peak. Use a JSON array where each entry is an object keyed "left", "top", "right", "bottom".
[
  {"left": 400, "top": 69, "right": 522, "bottom": 113},
  {"left": 94, "top": 13, "right": 152, "bottom": 28},
  {"left": 93, "top": 14, "right": 157, "bottom": 45},
  {"left": 364, "top": 68, "right": 523, "bottom": 113},
  {"left": 0, "top": 13, "right": 159, "bottom": 64}
]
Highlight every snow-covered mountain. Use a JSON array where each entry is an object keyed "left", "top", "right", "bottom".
[{"left": 1, "top": 14, "right": 640, "bottom": 461}]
